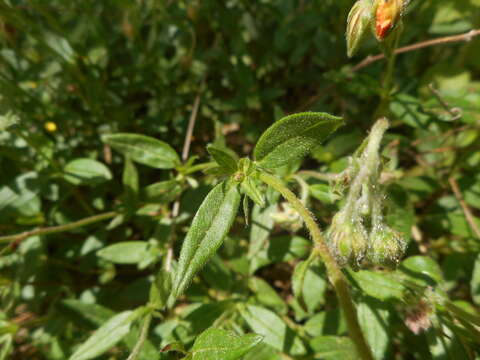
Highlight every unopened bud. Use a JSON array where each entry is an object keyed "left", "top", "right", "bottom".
[
  {"left": 367, "top": 225, "right": 406, "bottom": 268},
  {"left": 346, "top": 0, "right": 374, "bottom": 57},
  {"left": 373, "top": 0, "right": 405, "bottom": 41},
  {"left": 327, "top": 213, "right": 368, "bottom": 270}
]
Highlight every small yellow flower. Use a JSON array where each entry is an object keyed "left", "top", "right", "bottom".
[{"left": 44, "top": 121, "right": 57, "bottom": 132}]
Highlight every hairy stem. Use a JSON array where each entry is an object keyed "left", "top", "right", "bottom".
[
  {"left": 258, "top": 172, "right": 374, "bottom": 360},
  {"left": 0, "top": 211, "right": 117, "bottom": 244},
  {"left": 126, "top": 313, "right": 153, "bottom": 360}
]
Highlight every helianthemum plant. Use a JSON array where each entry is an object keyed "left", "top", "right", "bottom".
[{"left": 161, "top": 113, "right": 412, "bottom": 360}]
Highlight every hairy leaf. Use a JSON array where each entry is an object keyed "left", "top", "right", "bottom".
[
  {"left": 189, "top": 327, "right": 262, "bottom": 360},
  {"left": 207, "top": 145, "right": 238, "bottom": 174},
  {"left": 254, "top": 112, "right": 343, "bottom": 168},
  {"left": 169, "top": 181, "right": 241, "bottom": 304}
]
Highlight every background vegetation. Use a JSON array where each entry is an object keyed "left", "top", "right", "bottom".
[{"left": 1, "top": 0, "right": 480, "bottom": 359}]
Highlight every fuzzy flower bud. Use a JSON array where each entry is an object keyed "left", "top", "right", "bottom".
[
  {"left": 373, "top": 0, "right": 406, "bottom": 41},
  {"left": 367, "top": 225, "right": 406, "bottom": 268},
  {"left": 346, "top": 0, "right": 373, "bottom": 57},
  {"left": 326, "top": 212, "right": 368, "bottom": 270}
]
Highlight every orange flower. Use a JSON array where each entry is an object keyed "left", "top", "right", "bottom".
[{"left": 375, "top": 0, "right": 403, "bottom": 40}]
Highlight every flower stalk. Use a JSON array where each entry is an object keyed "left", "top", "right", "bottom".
[{"left": 258, "top": 171, "right": 374, "bottom": 360}]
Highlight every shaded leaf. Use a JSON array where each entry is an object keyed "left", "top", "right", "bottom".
[
  {"left": 64, "top": 158, "right": 112, "bottom": 186},
  {"left": 96, "top": 241, "right": 149, "bottom": 264},
  {"left": 142, "top": 180, "right": 182, "bottom": 203},
  {"left": 102, "top": 133, "right": 180, "bottom": 169},
  {"left": 240, "top": 304, "right": 306, "bottom": 356},
  {"left": 357, "top": 299, "right": 391, "bottom": 360},
  {"left": 471, "top": 254, "right": 480, "bottom": 306},
  {"left": 310, "top": 336, "right": 357, "bottom": 360}
]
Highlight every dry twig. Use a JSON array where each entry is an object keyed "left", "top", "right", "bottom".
[{"left": 449, "top": 177, "right": 480, "bottom": 240}]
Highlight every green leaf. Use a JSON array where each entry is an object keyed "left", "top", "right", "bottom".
[
  {"left": 0, "top": 172, "right": 42, "bottom": 217},
  {"left": 96, "top": 241, "right": 149, "bottom": 264},
  {"left": 150, "top": 269, "right": 172, "bottom": 310},
  {"left": 241, "top": 343, "right": 280, "bottom": 360},
  {"left": 292, "top": 258, "right": 313, "bottom": 310},
  {"left": 248, "top": 204, "right": 276, "bottom": 260},
  {"left": 141, "top": 180, "right": 182, "bottom": 203},
  {"left": 60, "top": 300, "right": 159, "bottom": 360},
  {"left": 189, "top": 328, "right": 262, "bottom": 360},
  {"left": 304, "top": 309, "right": 347, "bottom": 337},
  {"left": 471, "top": 254, "right": 480, "bottom": 306},
  {"left": 68, "top": 310, "right": 141, "bottom": 360},
  {"left": 254, "top": 112, "right": 343, "bottom": 169},
  {"left": 350, "top": 270, "right": 405, "bottom": 301},
  {"left": 240, "top": 304, "right": 306, "bottom": 356},
  {"left": 241, "top": 177, "right": 265, "bottom": 207},
  {"left": 250, "top": 235, "right": 311, "bottom": 273},
  {"left": 357, "top": 300, "right": 390, "bottom": 360},
  {"left": 102, "top": 133, "right": 180, "bottom": 169},
  {"left": 0, "top": 111, "right": 18, "bottom": 131},
  {"left": 64, "top": 158, "right": 112, "bottom": 186},
  {"left": 169, "top": 181, "right": 241, "bottom": 304},
  {"left": 207, "top": 145, "right": 238, "bottom": 174},
  {"left": 300, "top": 264, "right": 327, "bottom": 313},
  {"left": 400, "top": 256, "right": 443, "bottom": 286},
  {"left": 310, "top": 184, "right": 339, "bottom": 204},
  {"left": 122, "top": 157, "right": 139, "bottom": 211},
  {"left": 0, "top": 334, "right": 13, "bottom": 360},
  {"left": 310, "top": 336, "right": 357, "bottom": 360},
  {"left": 248, "top": 277, "right": 288, "bottom": 314}
]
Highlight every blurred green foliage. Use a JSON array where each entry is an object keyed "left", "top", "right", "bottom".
[{"left": 1, "top": 0, "right": 480, "bottom": 359}]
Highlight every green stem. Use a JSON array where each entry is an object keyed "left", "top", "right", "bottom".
[
  {"left": 258, "top": 172, "right": 374, "bottom": 360},
  {"left": 126, "top": 313, "right": 153, "bottom": 360},
  {"left": 0, "top": 211, "right": 117, "bottom": 243},
  {"left": 375, "top": 27, "right": 402, "bottom": 118}
]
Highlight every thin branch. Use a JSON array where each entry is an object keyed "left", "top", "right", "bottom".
[
  {"left": 352, "top": 29, "right": 480, "bottom": 72},
  {"left": 0, "top": 211, "right": 117, "bottom": 244},
  {"left": 126, "top": 313, "right": 153, "bottom": 360},
  {"left": 166, "top": 88, "right": 203, "bottom": 272},
  {"left": 181, "top": 92, "right": 202, "bottom": 162},
  {"left": 449, "top": 177, "right": 480, "bottom": 240}
]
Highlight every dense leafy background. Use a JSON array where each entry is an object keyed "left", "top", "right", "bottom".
[{"left": 1, "top": 0, "right": 480, "bottom": 359}]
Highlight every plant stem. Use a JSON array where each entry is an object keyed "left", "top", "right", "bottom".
[
  {"left": 374, "top": 26, "right": 402, "bottom": 118},
  {"left": 258, "top": 172, "right": 374, "bottom": 360},
  {"left": 0, "top": 211, "right": 117, "bottom": 244},
  {"left": 126, "top": 313, "right": 153, "bottom": 360}
]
